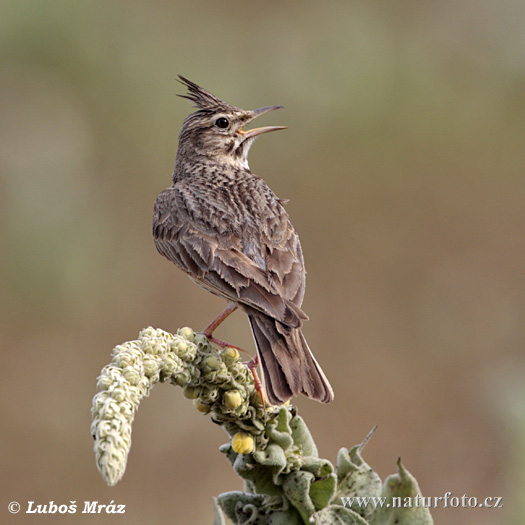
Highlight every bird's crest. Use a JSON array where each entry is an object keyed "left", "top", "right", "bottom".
[{"left": 177, "top": 75, "right": 235, "bottom": 112}]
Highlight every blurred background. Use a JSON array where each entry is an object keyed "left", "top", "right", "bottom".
[{"left": 1, "top": 1, "right": 524, "bottom": 523}]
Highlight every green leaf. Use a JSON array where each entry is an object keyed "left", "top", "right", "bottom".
[
  {"left": 302, "top": 457, "right": 334, "bottom": 478},
  {"left": 265, "top": 406, "right": 294, "bottom": 451},
  {"left": 290, "top": 414, "right": 318, "bottom": 457},
  {"left": 369, "top": 459, "right": 434, "bottom": 525},
  {"left": 310, "top": 473, "right": 337, "bottom": 510},
  {"left": 217, "top": 491, "right": 303, "bottom": 525},
  {"left": 283, "top": 470, "right": 316, "bottom": 522},
  {"left": 217, "top": 491, "right": 264, "bottom": 523},
  {"left": 334, "top": 430, "right": 382, "bottom": 521},
  {"left": 219, "top": 443, "right": 237, "bottom": 467},
  {"left": 233, "top": 449, "right": 285, "bottom": 496},
  {"left": 253, "top": 443, "right": 288, "bottom": 469},
  {"left": 310, "top": 504, "right": 369, "bottom": 524},
  {"left": 213, "top": 497, "right": 226, "bottom": 525},
  {"left": 253, "top": 443, "right": 289, "bottom": 487}
]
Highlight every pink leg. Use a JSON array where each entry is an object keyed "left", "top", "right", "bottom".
[
  {"left": 205, "top": 336, "right": 250, "bottom": 356},
  {"left": 201, "top": 303, "right": 250, "bottom": 355},
  {"left": 245, "top": 354, "right": 266, "bottom": 420},
  {"left": 202, "top": 303, "right": 266, "bottom": 417},
  {"left": 202, "top": 302, "right": 238, "bottom": 337}
]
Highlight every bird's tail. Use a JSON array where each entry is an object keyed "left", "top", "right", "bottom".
[{"left": 248, "top": 314, "right": 334, "bottom": 405}]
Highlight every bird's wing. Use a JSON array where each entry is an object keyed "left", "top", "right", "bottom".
[{"left": 153, "top": 186, "right": 307, "bottom": 329}]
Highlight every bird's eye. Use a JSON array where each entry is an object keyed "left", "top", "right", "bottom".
[{"left": 215, "top": 117, "right": 230, "bottom": 129}]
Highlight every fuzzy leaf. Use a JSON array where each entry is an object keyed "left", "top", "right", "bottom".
[
  {"left": 232, "top": 448, "right": 284, "bottom": 496},
  {"left": 369, "top": 459, "right": 434, "bottom": 525},
  {"left": 302, "top": 457, "right": 334, "bottom": 478},
  {"left": 217, "top": 491, "right": 264, "bottom": 523},
  {"left": 309, "top": 473, "right": 337, "bottom": 510},
  {"left": 310, "top": 504, "right": 369, "bottom": 524},
  {"left": 283, "top": 470, "right": 316, "bottom": 522},
  {"left": 265, "top": 406, "right": 294, "bottom": 450},
  {"left": 334, "top": 428, "right": 382, "bottom": 520},
  {"left": 217, "top": 491, "right": 303, "bottom": 525},
  {"left": 290, "top": 414, "right": 318, "bottom": 457},
  {"left": 253, "top": 443, "right": 290, "bottom": 486},
  {"left": 213, "top": 497, "right": 226, "bottom": 525}
]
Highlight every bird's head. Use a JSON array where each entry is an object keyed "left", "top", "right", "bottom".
[{"left": 175, "top": 76, "right": 286, "bottom": 170}]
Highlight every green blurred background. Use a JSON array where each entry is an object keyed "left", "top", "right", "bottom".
[{"left": 1, "top": 1, "right": 524, "bottom": 523}]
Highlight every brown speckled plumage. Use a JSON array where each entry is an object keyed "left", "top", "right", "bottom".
[{"left": 153, "top": 76, "right": 334, "bottom": 404}]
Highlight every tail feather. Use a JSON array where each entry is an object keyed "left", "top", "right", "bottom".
[{"left": 248, "top": 314, "right": 334, "bottom": 405}]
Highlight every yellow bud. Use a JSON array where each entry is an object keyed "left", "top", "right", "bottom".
[
  {"left": 174, "top": 371, "right": 191, "bottom": 387},
  {"left": 178, "top": 327, "right": 194, "bottom": 341},
  {"left": 232, "top": 432, "right": 255, "bottom": 454},
  {"left": 222, "top": 347, "right": 240, "bottom": 366},
  {"left": 176, "top": 340, "right": 188, "bottom": 354},
  {"left": 183, "top": 386, "right": 200, "bottom": 399},
  {"left": 202, "top": 355, "right": 221, "bottom": 372},
  {"left": 223, "top": 390, "right": 243, "bottom": 410},
  {"left": 193, "top": 399, "right": 211, "bottom": 414}
]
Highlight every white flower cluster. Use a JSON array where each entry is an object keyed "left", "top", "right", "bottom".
[{"left": 91, "top": 326, "right": 263, "bottom": 486}]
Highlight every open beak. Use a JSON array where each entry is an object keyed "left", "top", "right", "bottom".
[{"left": 238, "top": 106, "right": 287, "bottom": 139}]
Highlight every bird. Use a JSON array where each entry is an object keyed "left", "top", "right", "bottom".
[{"left": 152, "top": 75, "right": 334, "bottom": 405}]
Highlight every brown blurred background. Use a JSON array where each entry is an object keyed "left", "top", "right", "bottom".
[{"left": 1, "top": 1, "right": 524, "bottom": 524}]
